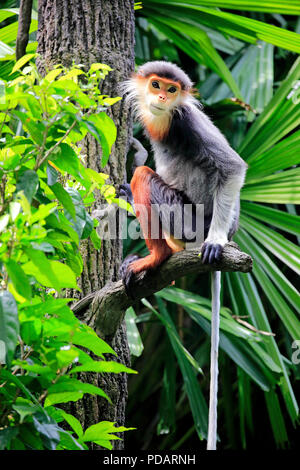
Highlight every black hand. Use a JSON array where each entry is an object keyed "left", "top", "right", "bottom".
[
  {"left": 119, "top": 253, "right": 141, "bottom": 298},
  {"left": 201, "top": 243, "right": 223, "bottom": 264},
  {"left": 119, "top": 183, "right": 134, "bottom": 207}
]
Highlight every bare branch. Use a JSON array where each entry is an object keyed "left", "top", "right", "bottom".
[{"left": 72, "top": 242, "right": 252, "bottom": 341}]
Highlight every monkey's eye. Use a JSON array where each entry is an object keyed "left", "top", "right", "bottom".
[
  {"left": 152, "top": 81, "right": 160, "bottom": 89},
  {"left": 168, "top": 86, "right": 177, "bottom": 93}
]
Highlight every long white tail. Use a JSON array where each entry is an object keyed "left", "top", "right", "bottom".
[{"left": 207, "top": 270, "right": 221, "bottom": 450}]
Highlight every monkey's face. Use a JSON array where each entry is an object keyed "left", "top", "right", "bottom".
[{"left": 145, "top": 75, "right": 182, "bottom": 116}]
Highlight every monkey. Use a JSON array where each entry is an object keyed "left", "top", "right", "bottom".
[
  {"left": 119, "top": 61, "right": 247, "bottom": 296},
  {"left": 119, "top": 61, "right": 247, "bottom": 450}
]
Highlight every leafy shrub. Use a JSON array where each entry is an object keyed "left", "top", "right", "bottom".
[{"left": 0, "top": 55, "right": 135, "bottom": 450}]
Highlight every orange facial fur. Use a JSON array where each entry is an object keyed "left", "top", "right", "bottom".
[{"left": 134, "top": 74, "right": 186, "bottom": 141}]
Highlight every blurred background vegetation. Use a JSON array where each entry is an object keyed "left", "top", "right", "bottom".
[{"left": 0, "top": 0, "right": 299, "bottom": 450}]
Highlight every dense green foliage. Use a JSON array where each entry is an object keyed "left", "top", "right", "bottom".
[
  {"left": 124, "top": 1, "right": 300, "bottom": 450},
  {"left": 0, "top": 56, "right": 135, "bottom": 450},
  {"left": 0, "top": 2, "right": 299, "bottom": 451}
]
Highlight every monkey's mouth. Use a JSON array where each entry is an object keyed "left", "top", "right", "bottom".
[{"left": 150, "top": 104, "right": 166, "bottom": 114}]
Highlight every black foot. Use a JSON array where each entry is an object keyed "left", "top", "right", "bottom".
[
  {"left": 119, "top": 183, "right": 134, "bottom": 207},
  {"left": 201, "top": 243, "right": 223, "bottom": 264},
  {"left": 119, "top": 253, "right": 141, "bottom": 298}
]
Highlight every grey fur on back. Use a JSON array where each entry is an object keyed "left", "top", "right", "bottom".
[{"left": 153, "top": 102, "right": 246, "bottom": 235}]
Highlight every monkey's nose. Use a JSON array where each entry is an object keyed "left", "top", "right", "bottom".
[{"left": 158, "top": 94, "right": 167, "bottom": 101}]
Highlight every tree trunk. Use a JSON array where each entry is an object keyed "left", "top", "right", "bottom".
[{"left": 37, "top": 0, "right": 135, "bottom": 449}]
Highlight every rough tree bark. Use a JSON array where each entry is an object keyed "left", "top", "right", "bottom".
[{"left": 37, "top": 0, "right": 135, "bottom": 449}]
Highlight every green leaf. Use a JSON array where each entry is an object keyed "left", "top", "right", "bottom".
[
  {"left": 43, "top": 391, "right": 82, "bottom": 407},
  {"left": 242, "top": 169, "right": 300, "bottom": 204},
  {"left": 23, "top": 247, "right": 61, "bottom": 291},
  {"left": 0, "top": 427, "right": 19, "bottom": 450},
  {"left": 265, "top": 390, "right": 289, "bottom": 447},
  {"left": 81, "top": 212, "right": 94, "bottom": 239},
  {"left": 9, "top": 201, "right": 21, "bottom": 221},
  {"left": 188, "top": 308, "right": 275, "bottom": 391},
  {"left": 240, "top": 213, "right": 300, "bottom": 275},
  {"left": 50, "top": 143, "right": 82, "bottom": 180},
  {"left": 45, "top": 377, "right": 111, "bottom": 407},
  {"left": 32, "top": 413, "right": 60, "bottom": 450},
  {"left": 71, "top": 327, "right": 116, "bottom": 357},
  {"left": 57, "top": 429, "right": 86, "bottom": 450},
  {"left": 13, "top": 110, "right": 45, "bottom": 146},
  {"left": 62, "top": 246, "right": 82, "bottom": 276},
  {"left": 235, "top": 230, "right": 300, "bottom": 341},
  {"left": 242, "top": 202, "right": 300, "bottom": 236},
  {"left": 20, "top": 423, "right": 44, "bottom": 450},
  {"left": 59, "top": 410, "right": 83, "bottom": 439},
  {"left": 203, "top": 41, "right": 273, "bottom": 111},
  {"left": 236, "top": 228, "right": 300, "bottom": 312},
  {"left": 81, "top": 421, "right": 134, "bottom": 444},
  {"left": 144, "top": 2, "right": 300, "bottom": 53},
  {"left": 5, "top": 259, "right": 32, "bottom": 300},
  {"left": 146, "top": 0, "right": 300, "bottom": 15},
  {"left": 0, "top": 369, "right": 42, "bottom": 407},
  {"left": 46, "top": 163, "right": 59, "bottom": 186},
  {"left": 12, "top": 398, "right": 40, "bottom": 424},
  {"left": 56, "top": 347, "right": 79, "bottom": 368},
  {"left": 49, "top": 182, "right": 76, "bottom": 220},
  {"left": 44, "top": 68, "right": 63, "bottom": 83},
  {"left": 0, "top": 291, "right": 19, "bottom": 366},
  {"left": 145, "top": 296, "right": 203, "bottom": 374},
  {"left": 226, "top": 253, "right": 298, "bottom": 423},
  {"left": 125, "top": 307, "right": 144, "bottom": 357},
  {"left": 89, "top": 63, "right": 113, "bottom": 73},
  {"left": 90, "top": 228, "right": 102, "bottom": 250},
  {"left": 84, "top": 168, "right": 109, "bottom": 186},
  {"left": 246, "top": 130, "right": 300, "bottom": 178},
  {"left": 239, "top": 56, "right": 300, "bottom": 158},
  {"left": 23, "top": 248, "right": 78, "bottom": 290},
  {"left": 70, "top": 360, "right": 137, "bottom": 375},
  {"left": 64, "top": 188, "right": 87, "bottom": 239},
  {"left": 15, "top": 361, "right": 53, "bottom": 377},
  {"left": 84, "top": 113, "right": 117, "bottom": 166},
  {"left": 11, "top": 54, "right": 35, "bottom": 74},
  {"left": 46, "top": 212, "right": 79, "bottom": 245},
  {"left": 158, "top": 287, "right": 257, "bottom": 340},
  {"left": 0, "top": 9, "right": 19, "bottom": 23},
  {"left": 29, "top": 202, "right": 57, "bottom": 225},
  {"left": 0, "top": 214, "right": 10, "bottom": 232},
  {"left": 16, "top": 170, "right": 39, "bottom": 203}
]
